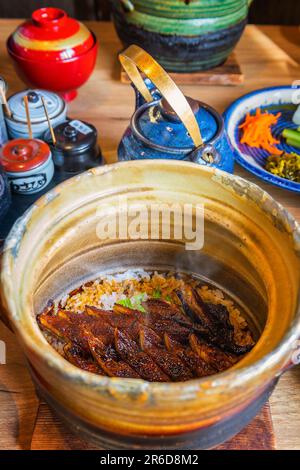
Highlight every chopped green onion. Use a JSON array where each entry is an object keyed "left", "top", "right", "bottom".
[{"left": 153, "top": 288, "right": 161, "bottom": 299}]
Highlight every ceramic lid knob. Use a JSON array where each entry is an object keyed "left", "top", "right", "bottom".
[
  {"left": 63, "top": 125, "right": 77, "bottom": 139},
  {"left": 47, "top": 120, "right": 98, "bottom": 155},
  {"left": 27, "top": 91, "right": 40, "bottom": 104}
]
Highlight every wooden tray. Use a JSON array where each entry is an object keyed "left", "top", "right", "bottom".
[
  {"left": 30, "top": 402, "right": 275, "bottom": 450},
  {"left": 121, "top": 53, "right": 244, "bottom": 87}
]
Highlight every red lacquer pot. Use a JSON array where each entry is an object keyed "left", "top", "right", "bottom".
[{"left": 7, "top": 8, "right": 98, "bottom": 101}]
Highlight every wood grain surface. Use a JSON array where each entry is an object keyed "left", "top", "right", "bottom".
[
  {"left": 121, "top": 52, "right": 244, "bottom": 86},
  {"left": 30, "top": 402, "right": 275, "bottom": 450},
  {"left": 0, "top": 21, "right": 300, "bottom": 450}
]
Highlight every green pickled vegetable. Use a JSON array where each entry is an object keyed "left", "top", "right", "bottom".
[
  {"left": 265, "top": 153, "right": 300, "bottom": 183},
  {"left": 282, "top": 128, "right": 300, "bottom": 146},
  {"left": 286, "top": 138, "right": 300, "bottom": 149}
]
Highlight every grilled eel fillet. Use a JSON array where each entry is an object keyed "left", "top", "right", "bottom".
[
  {"left": 37, "top": 287, "right": 253, "bottom": 381},
  {"left": 175, "top": 286, "right": 253, "bottom": 355}
]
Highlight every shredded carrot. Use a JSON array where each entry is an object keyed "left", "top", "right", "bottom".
[{"left": 239, "top": 108, "right": 282, "bottom": 155}]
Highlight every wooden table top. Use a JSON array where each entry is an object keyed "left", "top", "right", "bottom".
[{"left": 0, "top": 21, "right": 300, "bottom": 450}]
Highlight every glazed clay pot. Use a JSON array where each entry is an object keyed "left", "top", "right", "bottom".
[
  {"left": 111, "top": 0, "right": 251, "bottom": 72},
  {"left": 1, "top": 161, "right": 300, "bottom": 449},
  {"left": 118, "top": 45, "right": 235, "bottom": 172},
  {"left": 7, "top": 8, "right": 98, "bottom": 101}
]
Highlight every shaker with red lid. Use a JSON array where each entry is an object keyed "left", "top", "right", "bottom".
[{"left": 0, "top": 138, "right": 54, "bottom": 194}]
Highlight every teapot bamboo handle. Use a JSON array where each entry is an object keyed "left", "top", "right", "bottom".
[{"left": 119, "top": 45, "right": 203, "bottom": 147}]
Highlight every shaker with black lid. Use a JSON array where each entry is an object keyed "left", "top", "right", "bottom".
[{"left": 44, "top": 119, "right": 102, "bottom": 174}]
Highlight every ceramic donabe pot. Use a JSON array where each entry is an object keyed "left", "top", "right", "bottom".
[
  {"left": 111, "top": 0, "right": 251, "bottom": 71},
  {"left": 0, "top": 139, "right": 54, "bottom": 194},
  {"left": 1, "top": 161, "right": 299, "bottom": 450}
]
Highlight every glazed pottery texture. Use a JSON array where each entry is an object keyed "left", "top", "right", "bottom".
[
  {"left": 118, "top": 46, "right": 235, "bottom": 172},
  {"left": 0, "top": 139, "right": 54, "bottom": 194},
  {"left": 44, "top": 119, "right": 103, "bottom": 174},
  {"left": 119, "top": 91, "right": 235, "bottom": 172},
  {"left": 1, "top": 161, "right": 300, "bottom": 449},
  {"left": 6, "top": 90, "right": 67, "bottom": 140},
  {"left": 7, "top": 8, "right": 98, "bottom": 101},
  {"left": 111, "top": 0, "right": 250, "bottom": 71},
  {"left": 0, "top": 165, "right": 10, "bottom": 221}
]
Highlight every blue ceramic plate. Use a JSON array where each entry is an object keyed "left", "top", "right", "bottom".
[{"left": 224, "top": 86, "right": 300, "bottom": 193}]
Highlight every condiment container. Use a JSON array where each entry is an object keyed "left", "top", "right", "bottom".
[
  {"left": 0, "top": 77, "right": 9, "bottom": 145},
  {"left": 118, "top": 45, "right": 234, "bottom": 172},
  {"left": 0, "top": 163, "right": 10, "bottom": 221},
  {"left": 7, "top": 7, "right": 98, "bottom": 101},
  {"left": 6, "top": 89, "right": 66, "bottom": 140},
  {"left": 44, "top": 119, "right": 102, "bottom": 174},
  {"left": 0, "top": 138, "right": 54, "bottom": 194}
]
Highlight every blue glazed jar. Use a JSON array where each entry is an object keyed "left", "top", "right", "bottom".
[
  {"left": 0, "top": 164, "right": 11, "bottom": 222},
  {"left": 118, "top": 46, "right": 234, "bottom": 173}
]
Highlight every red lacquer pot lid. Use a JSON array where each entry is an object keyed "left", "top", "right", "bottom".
[
  {"left": 8, "top": 8, "right": 95, "bottom": 61},
  {"left": 0, "top": 139, "right": 50, "bottom": 173}
]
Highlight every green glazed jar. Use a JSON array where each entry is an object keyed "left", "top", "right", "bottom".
[{"left": 111, "top": 0, "right": 251, "bottom": 71}]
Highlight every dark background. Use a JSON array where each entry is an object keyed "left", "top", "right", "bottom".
[{"left": 0, "top": 0, "right": 299, "bottom": 24}]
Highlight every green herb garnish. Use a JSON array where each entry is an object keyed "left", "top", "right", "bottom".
[
  {"left": 153, "top": 288, "right": 161, "bottom": 299},
  {"left": 117, "top": 298, "right": 133, "bottom": 309},
  {"left": 117, "top": 293, "right": 147, "bottom": 312}
]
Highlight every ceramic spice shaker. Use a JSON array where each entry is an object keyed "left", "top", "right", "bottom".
[
  {"left": 44, "top": 119, "right": 102, "bottom": 174},
  {"left": 6, "top": 89, "right": 67, "bottom": 140},
  {"left": 0, "top": 138, "right": 54, "bottom": 194}
]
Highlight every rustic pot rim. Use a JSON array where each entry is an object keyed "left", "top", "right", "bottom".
[{"left": 2, "top": 160, "right": 300, "bottom": 397}]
